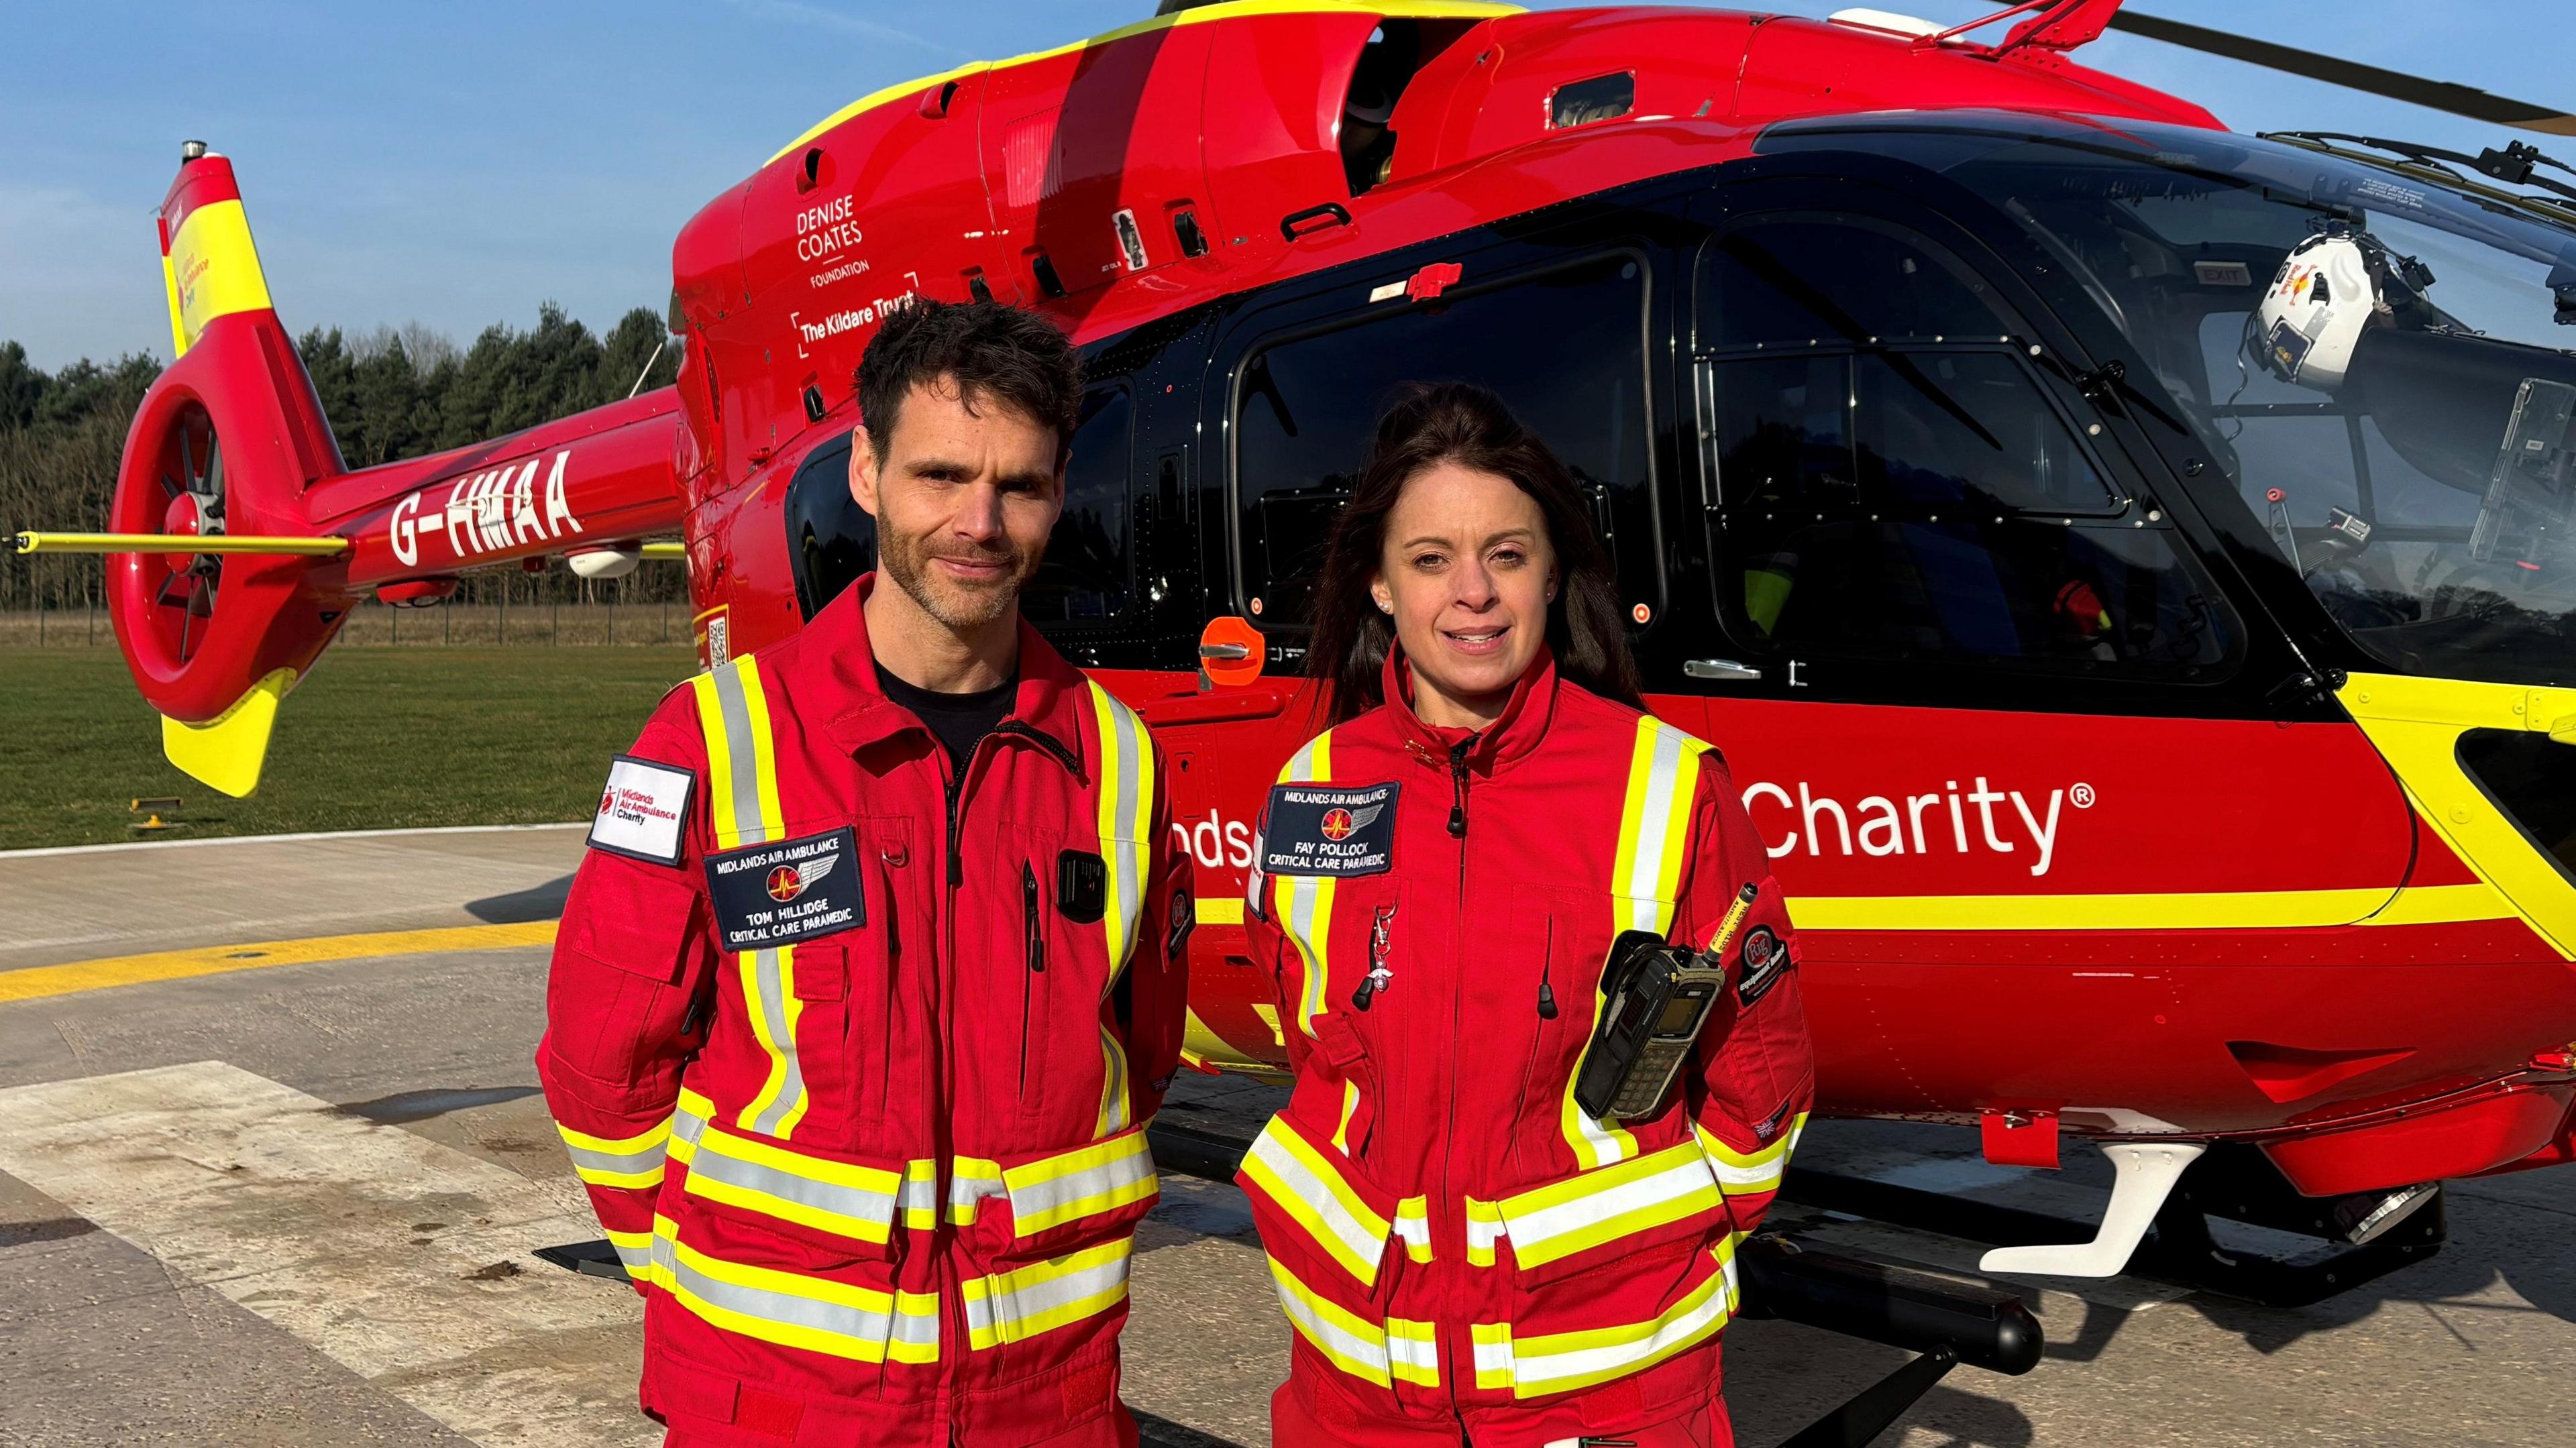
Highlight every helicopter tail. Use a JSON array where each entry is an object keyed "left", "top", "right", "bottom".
[{"left": 108, "top": 144, "right": 354, "bottom": 796}]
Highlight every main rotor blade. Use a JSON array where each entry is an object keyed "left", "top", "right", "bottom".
[{"left": 2109, "top": 11, "right": 2576, "bottom": 135}]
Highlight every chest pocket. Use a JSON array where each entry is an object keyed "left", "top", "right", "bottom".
[{"left": 770, "top": 816, "right": 915, "bottom": 1150}]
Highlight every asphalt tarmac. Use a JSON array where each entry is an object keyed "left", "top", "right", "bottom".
[{"left": 1, "top": 827, "right": 2569, "bottom": 1447}]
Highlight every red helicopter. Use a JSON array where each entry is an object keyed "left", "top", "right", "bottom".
[{"left": 21, "top": 0, "right": 2576, "bottom": 1292}]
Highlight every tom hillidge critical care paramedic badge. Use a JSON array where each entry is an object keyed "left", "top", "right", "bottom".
[
  {"left": 588, "top": 755, "right": 696, "bottom": 867},
  {"left": 706, "top": 826, "right": 865, "bottom": 951},
  {"left": 1260, "top": 782, "right": 1399, "bottom": 877}
]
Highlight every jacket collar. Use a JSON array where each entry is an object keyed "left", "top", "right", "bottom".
[
  {"left": 802, "top": 573, "right": 1089, "bottom": 774},
  {"left": 1377, "top": 641, "right": 1558, "bottom": 775}
]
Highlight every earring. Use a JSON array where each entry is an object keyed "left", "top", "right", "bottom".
[{"left": 1377, "top": 598, "right": 1393, "bottom": 614}]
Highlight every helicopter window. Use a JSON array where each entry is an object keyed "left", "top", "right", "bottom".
[
  {"left": 1704, "top": 347, "right": 2229, "bottom": 676},
  {"left": 782, "top": 430, "right": 873, "bottom": 622},
  {"left": 1699, "top": 213, "right": 2231, "bottom": 677},
  {"left": 1760, "top": 117, "right": 2576, "bottom": 685},
  {"left": 1702, "top": 218, "right": 2002, "bottom": 350},
  {"left": 1022, "top": 384, "right": 1134, "bottom": 626},
  {"left": 1230, "top": 254, "right": 1656, "bottom": 628}
]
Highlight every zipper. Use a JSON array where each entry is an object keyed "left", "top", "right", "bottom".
[
  {"left": 1445, "top": 735, "right": 1476, "bottom": 838},
  {"left": 945, "top": 771, "right": 965, "bottom": 887},
  {"left": 1020, "top": 860, "right": 1044, "bottom": 1098},
  {"left": 1022, "top": 862, "right": 1047, "bottom": 974}
]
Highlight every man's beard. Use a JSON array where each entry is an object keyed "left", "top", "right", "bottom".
[{"left": 876, "top": 524, "right": 1043, "bottom": 632}]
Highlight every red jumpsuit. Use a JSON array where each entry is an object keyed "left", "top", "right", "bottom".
[
  {"left": 1239, "top": 649, "right": 1814, "bottom": 1448},
  {"left": 539, "top": 577, "right": 1188, "bottom": 1447}
]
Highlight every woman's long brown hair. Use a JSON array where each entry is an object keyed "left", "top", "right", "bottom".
[{"left": 1307, "top": 382, "right": 1643, "bottom": 725}]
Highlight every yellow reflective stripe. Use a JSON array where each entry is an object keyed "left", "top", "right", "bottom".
[
  {"left": 682, "top": 1122, "right": 904, "bottom": 1243},
  {"left": 950, "top": 1156, "right": 1006, "bottom": 1225},
  {"left": 1394, "top": 1195, "right": 1432, "bottom": 1264},
  {"left": 1697, "top": 1113, "right": 1808, "bottom": 1194},
  {"left": 1387, "top": 1316, "right": 1442, "bottom": 1386},
  {"left": 1089, "top": 682, "right": 1157, "bottom": 1139},
  {"left": 1097, "top": 1025, "right": 1132, "bottom": 1139},
  {"left": 555, "top": 1116, "right": 672, "bottom": 1189},
  {"left": 902, "top": 1158, "right": 939, "bottom": 1231},
  {"left": 695, "top": 657, "right": 810, "bottom": 1140},
  {"left": 1274, "top": 732, "right": 1337, "bottom": 1037},
  {"left": 1240, "top": 1115, "right": 1392, "bottom": 1287},
  {"left": 1565, "top": 716, "right": 1706, "bottom": 1170},
  {"left": 649, "top": 1219, "right": 941, "bottom": 1364},
  {"left": 1330, "top": 1078, "right": 1360, "bottom": 1153},
  {"left": 1002, "top": 1129, "right": 1159, "bottom": 1236},
  {"left": 668, "top": 1089, "right": 712, "bottom": 1167},
  {"left": 1465, "top": 1196, "right": 1503, "bottom": 1268},
  {"left": 604, "top": 1225, "right": 657, "bottom": 1278},
  {"left": 167, "top": 199, "right": 274, "bottom": 350},
  {"left": 1266, "top": 1256, "right": 1393, "bottom": 1388},
  {"left": 960, "top": 1238, "right": 1134, "bottom": 1349},
  {"left": 1495, "top": 1140, "right": 1723, "bottom": 1270},
  {"left": 1472, "top": 1321, "right": 1515, "bottom": 1390},
  {"left": 1486, "top": 1239, "right": 1737, "bottom": 1398}
]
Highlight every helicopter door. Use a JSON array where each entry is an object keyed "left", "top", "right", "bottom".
[{"left": 1681, "top": 202, "right": 2420, "bottom": 1119}]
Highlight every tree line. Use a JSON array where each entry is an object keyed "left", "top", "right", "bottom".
[{"left": 0, "top": 304, "right": 688, "bottom": 614}]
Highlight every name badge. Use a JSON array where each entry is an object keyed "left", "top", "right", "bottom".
[
  {"left": 1260, "top": 781, "right": 1399, "bottom": 878},
  {"left": 705, "top": 827, "right": 865, "bottom": 952}
]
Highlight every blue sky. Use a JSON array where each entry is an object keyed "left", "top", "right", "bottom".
[{"left": 3, "top": 0, "right": 2569, "bottom": 370}]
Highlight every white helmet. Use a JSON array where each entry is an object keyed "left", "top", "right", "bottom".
[{"left": 2254, "top": 231, "right": 2388, "bottom": 390}]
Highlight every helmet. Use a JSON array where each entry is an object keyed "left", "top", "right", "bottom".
[{"left": 2254, "top": 231, "right": 2387, "bottom": 390}]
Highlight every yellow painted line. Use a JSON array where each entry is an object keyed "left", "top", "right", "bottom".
[
  {"left": 0, "top": 922, "right": 558, "bottom": 1006},
  {"left": 1195, "top": 896, "right": 1245, "bottom": 927},
  {"left": 1786, "top": 884, "right": 2513, "bottom": 934}
]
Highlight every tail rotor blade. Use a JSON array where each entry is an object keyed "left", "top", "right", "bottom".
[{"left": 2110, "top": 10, "right": 2576, "bottom": 135}]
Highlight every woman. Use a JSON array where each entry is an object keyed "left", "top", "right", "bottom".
[{"left": 1238, "top": 384, "right": 1814, "bottom": 1447}]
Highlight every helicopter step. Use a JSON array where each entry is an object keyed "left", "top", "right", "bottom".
[{"left": 1782, "top": 1139, "right": 2448, "bottom": 1311}]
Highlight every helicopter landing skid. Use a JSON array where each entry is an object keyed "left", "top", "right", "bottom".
[{"left": 1781, "top": 1145, "right": 2447, "bottom": 1311}]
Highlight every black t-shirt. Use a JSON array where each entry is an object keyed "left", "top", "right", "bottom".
[{"left": 874, "top": 663, "right": 1016, "bottom": 771}]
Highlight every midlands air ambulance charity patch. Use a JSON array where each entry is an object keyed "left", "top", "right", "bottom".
[
  {"left": 1260, "top": 781, "right": 1399, "bottom": 877},
  {"left": 705, "top": 826, "right": 865, "bottom": 952},
  {"left": 588, "top": 755, "right": 695, "bottom": 867}
]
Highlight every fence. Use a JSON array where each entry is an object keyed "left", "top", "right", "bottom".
[{"left": 0, "top": 559, "right": 692, "bottom": 651}]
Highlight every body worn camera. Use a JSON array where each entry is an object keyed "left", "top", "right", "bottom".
[{"left": 1572, "top": 928, "right": 1733, "bottom": 1122}]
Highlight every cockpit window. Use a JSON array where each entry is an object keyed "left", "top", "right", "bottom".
[{"left": 1762, "top": 115, "right": 2576, "bottom": 687}]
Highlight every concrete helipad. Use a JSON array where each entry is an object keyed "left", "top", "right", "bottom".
[{"left": 1, "top": 827, "right": 2569, "bottom": 1447}]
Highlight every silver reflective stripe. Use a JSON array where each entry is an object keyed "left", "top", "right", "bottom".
[
  {"left": 663, "top": 1239, "right": 927, "bottom": 1359},
  {"left": 558, "top": 1127, "right": 667, "bottom": 1185},
  {"left": 741, "top": 944, "right": 807, "bottom": 1137},
  {"left": 708, "top": 658, "right": 771, "bottom": 846},
  {"left": 606, "top": 1231, "right": 655, "bottom": 1277},
  {"left": 684, "top": 1131, "right": 900, "bottom": 1240},
  {"left": 670, "top": 1097, "right": 710, "bottom": 1162},
  {"left": 1621, "top": 720, "right": 1692, "bottom": 932},
  {"left": 950, "top": 1160, "right": 1008, "bottom": 1224},
  {"left": 962, "top": 1240, "right": 1134, "bottom": 1348},
  {"left": 1004, "top": 1133, "right": 1156, "bottom": 1233},
  {"left": 1104, "top": 690, "right": 1146, "bottom": 960}
]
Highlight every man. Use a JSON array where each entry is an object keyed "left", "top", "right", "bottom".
[{"left": 540, "top": 299, "right": 1189, "bottom": 1448}]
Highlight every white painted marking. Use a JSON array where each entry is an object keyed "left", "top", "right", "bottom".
[
  {"left": 0, "top": 821, "right": 587, "bottom": 860},
  {"left": 0, "top": 1061, "right": 651, "bottom": 1448}
]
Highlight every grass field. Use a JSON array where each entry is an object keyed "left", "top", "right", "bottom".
[{"left": 0, "top": 647, "right": 698, "bottom": 850}]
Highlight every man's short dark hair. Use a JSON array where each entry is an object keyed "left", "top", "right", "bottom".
[{"left": 855, "top": 298, "right": 1081, "bottom": 464}]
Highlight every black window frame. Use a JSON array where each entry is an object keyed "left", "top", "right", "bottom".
[{"left": 781, "top": 426, "right": 873, "bottom": 622}]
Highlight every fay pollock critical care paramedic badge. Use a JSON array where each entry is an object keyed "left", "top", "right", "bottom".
[
  {"left": 706, "top": 827, "right": 865, "bottom": 952},
  {"left": 587, "top": 755, "right": 696, "bottom": 867},
  {"left": 1260, "top": 782, "right": 1399, "bottom": 877}
]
